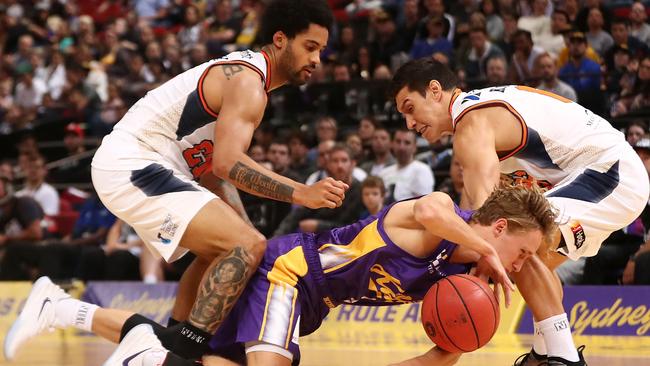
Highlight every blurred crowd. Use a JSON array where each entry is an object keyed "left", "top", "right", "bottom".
[{"left": 0, "top": 0, "right": 649, "bottom": 285}]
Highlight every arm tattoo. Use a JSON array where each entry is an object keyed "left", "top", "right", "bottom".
[
  {"left": 229, "top": 161, "right": 294, "bottom": 202},
  {"left": 188, "top": 247, "right": 254, "bottom": 333},
  {"left": 222, "top": 64, "right": 244, "bottom": 80}
]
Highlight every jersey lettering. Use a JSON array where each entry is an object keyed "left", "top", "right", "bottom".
[
  {"left": 182, "top": 140, "right": 214, "bottom": 180},
  {"left": 367, "top": 264, "right": 413, "bottom": 303},
  {"left": 515, "top": 85, "right": 572, "bottom": 103}
]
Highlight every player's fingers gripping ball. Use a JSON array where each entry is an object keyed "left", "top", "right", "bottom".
[{"left": 421, "top": 274, "right": 500, "bottom": 353}]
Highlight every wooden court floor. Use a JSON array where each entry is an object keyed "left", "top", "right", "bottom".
[{"left": 1, "top": 332, "right": 647, "bottom": 365}]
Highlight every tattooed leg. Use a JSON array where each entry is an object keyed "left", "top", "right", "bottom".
[
  {"left": 188, "top": 246, "right": 256, "bottom": 333},
  {"left": 170, "top": 246, "right": 259, "bottom": 360}
]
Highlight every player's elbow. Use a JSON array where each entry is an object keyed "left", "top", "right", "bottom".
[
  {"left": 414, "top": 193, "right": 452, "bottom": 225},
  {"left": 211, "top": 160, "right": 230, "bottom": 179}
]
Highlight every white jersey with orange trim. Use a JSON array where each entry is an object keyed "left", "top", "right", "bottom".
[
  {"left": 450, "top": 85, "right": 625, "bottom": 186},
  {"left": 450, "top": 85, "right": 649, "bottom": 260},
  {"left": 92, "top": 49, "right": 271, "bottom": 180}
]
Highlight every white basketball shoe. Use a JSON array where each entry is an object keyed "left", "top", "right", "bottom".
[
  {"left": 4, "top": 276, "right": 70, "bottom": 360},
  {"left": 103, "top": 324, "right": 169, "bottom": 366}
]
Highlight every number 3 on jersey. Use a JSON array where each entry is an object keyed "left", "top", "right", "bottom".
[{"left": 183, "top": 140, "right": 213, "bottom": 180}]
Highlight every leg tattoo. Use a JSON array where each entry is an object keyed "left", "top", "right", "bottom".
[{"left": 188, "top": 247, "right": 254, "bottom": 333}]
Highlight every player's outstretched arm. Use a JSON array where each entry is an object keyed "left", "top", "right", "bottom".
[
  {"left": 413, "top": 192, "right": 514, "bottom": 306},
  {"left": 205, "top": 67, "right": 347, "bottom": 209},
  {"left": 389, "top": 345, "right": 461, "bottom": 366},
  {"left": 452, "top": 110, "right": 501, "bottom": 210}
]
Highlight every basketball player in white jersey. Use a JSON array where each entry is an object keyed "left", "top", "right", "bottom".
[
  {"left": 3, "top": 0, "right": 346, "bottom": 363},
  {"left": 390, "top": 59, "right": 648, "bottom": 366}
]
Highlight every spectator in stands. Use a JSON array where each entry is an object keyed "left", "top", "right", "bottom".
[
  {"left": 357, "top": 116, "right": 378, "bottom": 160},
  {"left": 534, "top": 53, "right": 577, "bottom": 102},
  {"left": 305, "top": 140, "right": 336, "bottom": 185},
  {"left": 274, "top": 144, "right": 364, "bottom": 236},
  {"left": 379, "top": 129, "right": 434, "bottom": 203},
  {"left": 307, "top": 116, "right": 338, "bottom": 165},
  {"left": 50, "top": 123, "right": 92, "bottom": 184},
  {"left": 517, "top": 0, "right": 552, "bottom": 46},
  {"left": 360, "top": 127, "right": 395, "bottom": 176},
  {"left": 206, "top": 0, "right": 242, "bottom": 57},
  {"left": 410, "top": 16, "right": 452, "bottom": 60},
  {"left": 509, "top": 29, "right": 545, "bottom": 85},
  {"left": 372, "top": 64, "right": 392, "bottom": 80},
  {"left": 369, "top": 9, "right": 404, "bottom": 71},
  {"left": 437, "top": 153, "right": 464, "bottom": 206},
  {"left": 49, "top": 192, "right": 117, "bottom": 280},
  {"left": 626, "top": 121, "right": 648, "bottom": 145},
  {"left": 333, "top": 62, "right": 351, "bottom": 82},
  {"left": 287, "top": 132, "right": 313, "bottom": 183},
  {"left": 360, "top": 176, "right": 385, "bottom": 219},
  {"left": 558, "top": 31, "right": 603, "bottom": 113},
  {"left": 267, "top": 139, "right": 301, "bottom": 182},
  {"left": 398, "top": 0, "right": 421, "bottom": 52},
  {"left": 178, "top": 4, "right": 204, "bottom": 53},
  {"left": 563, "top": 0, "right": 580, "bottom": 24},
  {"left": 135, "top": 0, "right": 173, "bottom": 27},
  {"left": 480, "top": 0, "right": 504, "bottom": 42},
  {"left": 605, "top": 19, "right": 648, "bottom": 70},
  {"left": 606, "top": 44, "right": 634, "bottom": 98},
  {"left": 538, "top": 9, "right": 571, "bottom": 58},
  {"left": 333, "top": 24, "right": 359, "bottom": 67},
  {"left": 102, "top": 219, "right": 163, "bottom": 282},
  {"left": 95, "top": 82, "right": 127, "bottom": 136},
  {"left": 345, "top": 132, "right": 364, "bottom": 163},
  {"left": 585, "top": 7, "right": 614, "bottom": 58},
  {"left": 485, "top": 55, "right": 508, "bottom": 87},
  {"left": 0, "top": 173, "right": 43, "bottom": 249},
  {"left": 14, "top": 68, "right": 47, "bottom": 111},
  {"left": 0, "top": 160, "right": 15, "bottom": 183},
  {"left": 16, "top": 153, "right": 59, "bottom": 217},
  {"left": 247, "top": 144, "right": 268, "bottom": 166},
  {"left": 420, "top": 0, "right": 455, "bottom": 43},
  {"left": 612, "top": 56, "right": 650, "bottom": 117},
  {"left": 629, "top": 2, "right": 650, "bottom": 45},
  {"left": 576, "top": 0, "right": 612, "bottom": 33},
  {"left": 496, "top": 11, "right": 519, "bottom": 59},
  {"left": 464, "top": 27, "right": 505, "bottom": 82},
  {"left": 354, "top": 46, "right": 373, "bottom": 80},
  {"left": 34, "top": 49, "right": 66, "bottom": 101},
  {"left": 0, "top": 174, "right": 47, "bottom": 280}
]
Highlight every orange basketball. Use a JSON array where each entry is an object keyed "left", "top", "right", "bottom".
[{"left": 420, "top": 274, "right": 500, "bottom": 353}]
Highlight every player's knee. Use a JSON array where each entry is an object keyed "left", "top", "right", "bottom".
[{"left": 241, "top": 230, "right": 266, "bottom": 266}]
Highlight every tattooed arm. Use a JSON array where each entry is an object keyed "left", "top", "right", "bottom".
[{"left": 202, "top": 64, "right": 347, "bottom": 209}]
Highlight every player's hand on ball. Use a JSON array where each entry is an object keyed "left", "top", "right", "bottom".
[
  {"left": 475, "top": 252, "right": 514, "bottom": 308},
  {"left": 300, "top": 177, "right": 348, "bottom": 209}
]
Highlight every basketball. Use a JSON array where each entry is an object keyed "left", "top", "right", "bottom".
[{"left": 420, "top": 274, "right": 500, "bottom": 353}]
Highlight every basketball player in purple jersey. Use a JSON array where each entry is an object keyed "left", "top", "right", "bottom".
[{"left": 9, "top": 185, "right": 556, "bottom": 366}]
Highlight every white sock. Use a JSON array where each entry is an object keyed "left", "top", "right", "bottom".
[
  {"left": 537, "top": 313, "right": 579, "bottom": 362},
  {"left": 143, "top": 274, "right": 158, "bottom": 284},
  {"left": 532, "top": 320, "right": 547, "bottom": 355},
  {"left": 54, "top": 298, "right": 98, "bottom": 332}
]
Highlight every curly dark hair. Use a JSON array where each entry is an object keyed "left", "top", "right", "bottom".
[
  {"left": 390, "top": 58, "right": 458, "bottom": 99},
  {"left": 260, "top": 0, "right": 334, "bottom": 44}
]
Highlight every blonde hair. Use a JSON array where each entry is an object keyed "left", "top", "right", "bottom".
[{"left": 471, "top": 185, "right": 558, "bottom": 257}]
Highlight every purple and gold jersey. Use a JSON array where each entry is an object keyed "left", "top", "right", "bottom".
[{"left": 210, "top": 201, "right": 473, "bottom": 364}]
